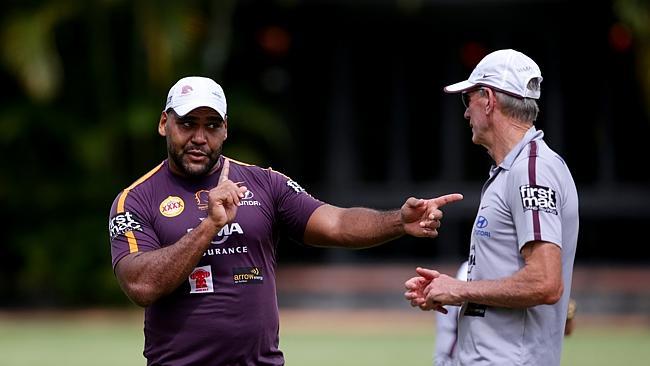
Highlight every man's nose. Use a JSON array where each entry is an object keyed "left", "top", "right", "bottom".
[{"left": 192, "top": 127, "right": 208, "bottom": 144}]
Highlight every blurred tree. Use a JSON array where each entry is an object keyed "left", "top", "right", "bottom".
[
  {"left": 0, "top": 0, "right": 289, "bottom": 307},
  {"left": 2, "top": 0, "right": 646, "bottom": 308},
  {"left": 615, "top": 0, "right": 650, "bottom": 120}
]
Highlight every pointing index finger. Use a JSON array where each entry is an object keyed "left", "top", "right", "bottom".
[
  {"left": 432, "top": 193, "right": 464, "bottom": 207},
  {"left": 219, "top": 158, "right": 230, "bottom": 183}
]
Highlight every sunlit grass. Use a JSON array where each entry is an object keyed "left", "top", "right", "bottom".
[{"left": 0, "top": 310, "right": 648, "bottom": 366}]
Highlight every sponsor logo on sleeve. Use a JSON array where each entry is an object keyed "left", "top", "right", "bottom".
[
  {"left": 159, "top": 196, "right": 185, "bottom": 217},
  {"left": 286, "top": 179, "right": 305, "bottom": 193},
  {"left": 519, "top": 184, "right": 558, "bottom": 215},
  {"left": 189, "top": 265, "right": 214, "bottom": 294},
  {"left": 109, "top": 212, "right": 143, "bottom": 240},
  {"left": 233, "top": 267, "right": 264, "bottom": 284}
]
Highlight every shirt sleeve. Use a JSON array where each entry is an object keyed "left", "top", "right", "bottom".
[
  {"left": 108, "top": 188, "right": 161, "bottom": 269},
  {"left": 268, "top": 169, "right": 325, "bottom": 241},
  {"left": 508, "top": 155, "right": 564, "bottom": 251}
]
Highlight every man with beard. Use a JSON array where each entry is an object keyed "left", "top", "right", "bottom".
[{"left": 108, "top": 76, "right": 463, "bottom": 366}]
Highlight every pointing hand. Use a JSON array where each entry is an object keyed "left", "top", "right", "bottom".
[{"left": 206, "top": 159, "right": 247, "bottom": 229}]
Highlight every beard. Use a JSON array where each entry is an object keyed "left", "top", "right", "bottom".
[{"left": 167, "top": 139, "right": 222, "bottom": 177}]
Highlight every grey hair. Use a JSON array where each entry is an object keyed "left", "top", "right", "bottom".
[{"left": 492, "top": 84, "right": 540, "bottom": 123}]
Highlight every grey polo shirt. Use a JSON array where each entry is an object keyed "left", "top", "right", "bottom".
[{"left": 457, "top": 127, "right": 579, "bottom": 366}]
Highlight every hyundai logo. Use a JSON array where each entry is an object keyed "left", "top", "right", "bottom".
[
  {"left": 242, "top": 190, "right": 254, "bottom": 200},
  {"left": 476, "top": 216, "right": 488, "bottom": 229}
]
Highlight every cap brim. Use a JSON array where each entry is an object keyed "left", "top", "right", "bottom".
[
  {"left": 172, "top": 100, "right": 226, "bottom": 119},
  {"left": 443, "top": 80, "right": 476, "bottom": 94}
]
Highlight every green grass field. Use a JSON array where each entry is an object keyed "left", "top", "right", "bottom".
[{"left": 0, "top": 309, "right": 648, "bottom": 366}]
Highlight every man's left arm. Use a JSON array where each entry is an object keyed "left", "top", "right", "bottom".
[
  {"left": 303, "top": 194, "right": 463, "bottom": 249},
  {"left": 458, "top": 240, "right": 562, "bottom": 307},
  {"left": 410, "top": 241, "right": 562, "bottom": 309}
]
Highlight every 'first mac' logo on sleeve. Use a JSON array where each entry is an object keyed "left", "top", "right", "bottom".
[
  {"left": 519, "top": 184, "right": 558, "bottom": 215},
  {"left": 109, "top": 211, "right": 143, "bottom": 239}
]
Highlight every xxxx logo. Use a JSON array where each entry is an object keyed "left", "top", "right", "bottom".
[{"left": 160, "top": 196, "right": 185, "bottom": 217}]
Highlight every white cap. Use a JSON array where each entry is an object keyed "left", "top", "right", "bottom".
[
  {"left": 164, "top": 76, "right": 227, "bottom": 118},
  {"left": 444, "top": 49, "right": 543, "bottom": 99}
]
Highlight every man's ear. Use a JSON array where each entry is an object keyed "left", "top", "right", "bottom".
[
  {"left": 223, "top": 117, "right": 228, "bottom": 140},
  {"left": 158, "top": 112, "right": 168, "bottom": 136},
  {"left": 484, "top": 88, "right": 495, "bottom": 115}
]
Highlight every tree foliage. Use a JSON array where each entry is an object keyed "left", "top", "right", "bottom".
[{"left": 0, "top": 0, "right": 288, "bottom": 306}]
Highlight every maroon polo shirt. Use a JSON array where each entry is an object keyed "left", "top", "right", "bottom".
[{"left": 109, "top": 156, "right": 324, "bottom": 366}]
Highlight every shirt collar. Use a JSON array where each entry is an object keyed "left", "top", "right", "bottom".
[{"left": 498, "top": 126, "right": 544, "bottom": 170}]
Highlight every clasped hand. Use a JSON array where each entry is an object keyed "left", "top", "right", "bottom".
[{"left": 404, "top": 267, "right": 464, "bottom": 313}]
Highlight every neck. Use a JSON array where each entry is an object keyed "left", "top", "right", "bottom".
[{"left": 486, "top": 117, "right": 531, "bottom": 165}]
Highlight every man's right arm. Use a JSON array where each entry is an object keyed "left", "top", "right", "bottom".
[
  {"left": 114, "top": 159, "right": 246, "bottom": 307},
  {"left": 303, "top": 194, "right": 463, "bottom": 249},
  {"left": 115, "top": 218, "right": 220, "bottom": 307}
]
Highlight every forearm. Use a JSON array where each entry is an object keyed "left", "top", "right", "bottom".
[
  {"left": 447, "top": 242, "right": 563, "bottom": 308},
  {"left": 116, "top": 219, "right": 219, "bottom": 306},
  {"left": 306, "top": 206, "right": 404, "bottom": 248},
  {"left": 460, "top": 269, "right": 562, "bottom": 308}
]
